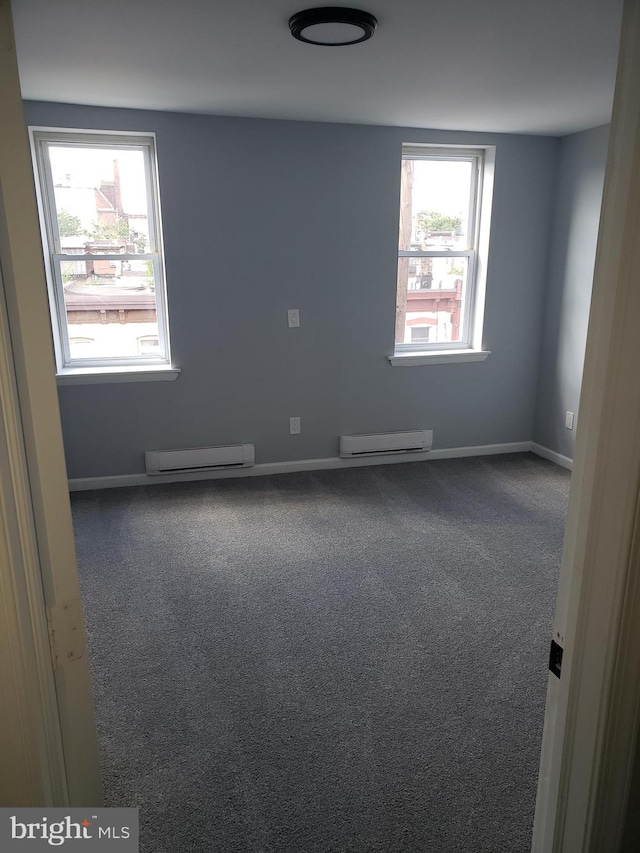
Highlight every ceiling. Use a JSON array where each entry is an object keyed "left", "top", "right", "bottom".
[{"left": 12, "top": 0, "right": 623, "bottom": 136}]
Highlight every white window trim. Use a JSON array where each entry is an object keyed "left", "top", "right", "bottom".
[
  {"left": 389, "top": 349, "right": 491, "bottom": 367},
  {"left": 29, "top": 127, "right": 175, "bottom": 378},
  {"left": 394, "top": 143, "right": 495, "bottom": 359},
  {"left": 55, "top": 366, "right": 181, "bottom": 385}
]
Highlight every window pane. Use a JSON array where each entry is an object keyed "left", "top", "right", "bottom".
[
  {"left": 396, "top": 256, "right": 468, "bottom": 345},
  {"left": 398, "top": 158, "right": 473, "bottom": 252},
  {"left": 61, "top": 258, "right": 161, "bottom": 360},
  {"left": 48, "top": 145, "right": 151, "bottom": 254},
  {"left": 137, "top": 336, "right": 160, "bottom": 356},
  {"left": 411, "top": 326, "right": 431, "bottom": 343}
]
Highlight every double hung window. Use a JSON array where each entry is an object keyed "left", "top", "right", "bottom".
[
  {"left": 30, "top": 130, "right": 171, "bottom": 373},
  {"left": 395, "top": 145, "right": 490, "bottom": 355}
]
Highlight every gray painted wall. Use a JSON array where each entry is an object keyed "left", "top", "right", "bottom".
[
  {"left": 533, "top": 125, "right": 609, "bottom": 459},
  {"left": 25, "top": 102, "right": 559, "bottom": 479}
]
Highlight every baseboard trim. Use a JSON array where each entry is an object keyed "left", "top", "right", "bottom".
[
  {"left": 530, "top": 442, "right": 573, "bottom": 471},
  {"left": 429, "top": 441, "right": 532, "bottom": 461},
  {"left": 67, "top": 441, "right": 543, "bottom": 492}
]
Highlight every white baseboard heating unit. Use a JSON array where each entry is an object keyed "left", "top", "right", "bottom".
[
  {"left": 339, "top": 429, "right": 433, "bottom": 458},
  {"left": 145, "top": 444, "right": 255, "bottom": 475}
]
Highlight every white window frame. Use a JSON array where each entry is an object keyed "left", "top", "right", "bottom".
[
  {"left": 393, "top": 144, "right": 495, "bottom": 362},
  {"left": 29, "top": 128, "right": 173, "bottom": 375}
]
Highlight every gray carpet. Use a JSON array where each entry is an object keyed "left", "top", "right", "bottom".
[{"left": 71, "top": 452, "right": 570, "bottom": 853}]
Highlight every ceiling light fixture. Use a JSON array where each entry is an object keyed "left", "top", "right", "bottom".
[{"left": 289, "top": 7, "right": 378, "bottom": 46}]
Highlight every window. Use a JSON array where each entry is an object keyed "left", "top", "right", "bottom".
[
  {"left": 395, "top": 145, "right": 492, "bottom": 355},
  {"left": 137, "top": 335, "right": 160, "bottom": 356},
  {"left": 410, "top": 326, "right": 432, "bottom": 344},
  {"left": 69, "top": 336, "right": 94, "bottom": 356},
  {"left": 30, "top": 129, "right": 171, "bottom": 373}
]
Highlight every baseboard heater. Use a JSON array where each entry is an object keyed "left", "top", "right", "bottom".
[
  {"left": 145, "top": 443, "right": 255, "bottom": 475},
  {"left": 339, "top": 429, "right": 433, "bottom": 458}
]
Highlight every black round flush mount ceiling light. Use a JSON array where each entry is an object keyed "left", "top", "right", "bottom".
[{"left": 289, "top": 7, "right": 378, "bottom": 46}]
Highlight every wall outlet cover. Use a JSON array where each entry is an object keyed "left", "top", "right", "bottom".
[{"left": 287, "top": 309, "right": 300, "bottom": 328}]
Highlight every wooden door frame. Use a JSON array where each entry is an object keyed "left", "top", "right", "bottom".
[
  {"left": 0, "top": 0, "right": 101, "bottom": 806},
  {"left": 0, "top": 254, "right": 67, "bottom": 805},
  {"left": 532, "top": 1, "right": 640, "bottom": 849}
]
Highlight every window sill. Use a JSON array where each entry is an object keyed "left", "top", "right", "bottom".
[
  {"left": 56, "top": 366, "right": 181, "bottom": 385},
  {"left": 389, "top": 349, "right": 491, "bottom": 367}
]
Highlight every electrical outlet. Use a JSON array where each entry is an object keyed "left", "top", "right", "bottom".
[
  {"left": 565, "top": 411, "right": 575, "bottom": 430},
  {"left": 289, "top": 417, "right": 301, "bottom": 435},
  {"left": 287, "top": 309, "right": 300, "bottom": 328}
]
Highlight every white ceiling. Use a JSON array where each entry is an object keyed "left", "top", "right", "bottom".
[{"left": 12, "top": 0, "right": 623, "bottom": 136}]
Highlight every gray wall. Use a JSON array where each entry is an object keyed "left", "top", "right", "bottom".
[
  {"left": 533, "top": 125, "right": 609, "bottom": 459},
  {"left": 24, "top": 101, "right": 559, "bottom": 480}
]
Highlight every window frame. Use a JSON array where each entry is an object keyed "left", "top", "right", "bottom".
[
  {"left": 394, "top": 144, "right": 494, "bottom": 358},
  {"left": 29, "top": 128, "right": 173, "bottom": 374}
]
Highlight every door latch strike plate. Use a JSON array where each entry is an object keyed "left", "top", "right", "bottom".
[
  {"left": 549, "top": 639, "right": 563, "bottom": 679},
  {"left": 46, "top": 598, "right": 85, "bottom": 669}
]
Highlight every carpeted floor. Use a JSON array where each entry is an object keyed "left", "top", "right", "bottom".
[{"left": 71, "top": 452, "right": 570, "bottom": 853}]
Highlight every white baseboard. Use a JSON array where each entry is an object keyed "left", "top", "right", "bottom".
[
  {"left": 68, "top": 441, "right": 544, "bottom": 492},
  {"left": 429, "top": 441, "right": 532, "bottom": 460},
  {"left": 530, "top": 442, "right": 573, "bottom": 470}
]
